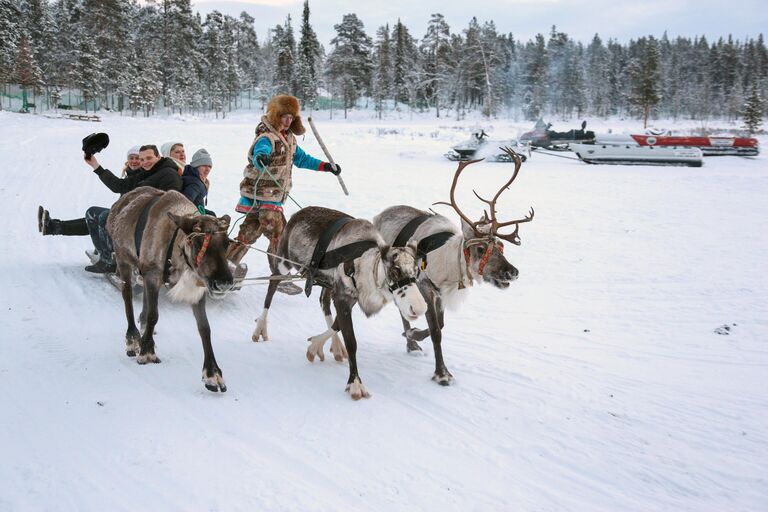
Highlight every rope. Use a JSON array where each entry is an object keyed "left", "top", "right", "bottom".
[{"left": 226, "top": 153, "right": 305, "bottom": 239}]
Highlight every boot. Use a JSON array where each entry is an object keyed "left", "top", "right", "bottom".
[
  {"left": 38, "top": 206, "right": 51, "bottom": 234},
  {"left": 39, "top": 206, "right": 89, "bottom": 236},
  {"left": 226, "top": 240, "right": 250, "bottom": 265},
  {"left": 85, "top": 259, "right": 117, "bottom": 274}
]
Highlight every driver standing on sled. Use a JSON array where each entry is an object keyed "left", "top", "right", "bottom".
[{"left": 227, "top": 94, "right": 341, "bottom": 292}]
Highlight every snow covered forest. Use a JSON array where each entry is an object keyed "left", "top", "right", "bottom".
[{"left": 2, "top": 0, "right": 767, "bottom": 122}]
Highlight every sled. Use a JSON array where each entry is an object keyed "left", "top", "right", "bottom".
[
  {"left": 569, "top": 143, "right": 703, "bottom": 167},
  {"left": 85, "top": 250, "right": 136, "bottom": 292}
]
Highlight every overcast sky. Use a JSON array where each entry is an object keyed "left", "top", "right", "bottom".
[{"left": 193, "top": 0, "right": 766, "bottom": 46}]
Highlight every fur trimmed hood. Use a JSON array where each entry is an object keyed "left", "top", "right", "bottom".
[{"left": 266, "top": 95, "right": 305, "bottom": 135}]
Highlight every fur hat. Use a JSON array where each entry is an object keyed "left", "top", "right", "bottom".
[
  {"left": 161, "top": 141, "right": 183, "bottom": 157},
  {"left": 126, "top": 145, "right": 141, "bottom": 158},
  {"left": 82, "top": 132, "right": 109, "bottom": 156},
  {"left": 266, "top": 95, "right": 305, "bottom": 135},
  {"left": 190, "top": 148, "right": 212, "bottom": 168}
]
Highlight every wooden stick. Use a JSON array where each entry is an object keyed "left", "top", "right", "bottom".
[{"left": 308, "top": 116, "right": 349, "bottom": 196}]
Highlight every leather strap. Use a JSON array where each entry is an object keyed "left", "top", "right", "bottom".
[
  {"left": 305, "top": 216, "right": 353, "bottom": 296},
  {"left": 163, "top": 227, "right": 180, "bottom": 284},
  {"left": 134, "top": 195, "right": 162, "bottom": 257},
  {"left": 392, "top": 213, "right": 454, "bottom": 269},
  {"left": 393, "top": 214, "right": 432, "bottom": 247}
]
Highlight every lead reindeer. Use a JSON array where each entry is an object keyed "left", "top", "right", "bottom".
[
  {"left": 108, "top": 187, "right": 234, "bottom": 392},
  {"left": 372, "top": 148, "right": 534, "bottom": 384},
  {"left": 253, "top": 206, "right": 427, "bottom": 399}
]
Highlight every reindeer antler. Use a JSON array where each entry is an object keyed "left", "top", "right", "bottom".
[
  {"left": 433, "top": 157, "right": 487, "bottom": 235},
  {"left": 471, "top": 147, "right": 535, "bottom": 245}
]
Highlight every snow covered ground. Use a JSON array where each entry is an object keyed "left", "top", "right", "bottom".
[{"left": 0, "top": 110, "right": 766, "bottom": 511}]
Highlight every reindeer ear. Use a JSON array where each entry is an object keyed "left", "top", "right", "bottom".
[
  {"left": 406, "top": 238, "right": 419, "bottom": 255},
  {"left": 167, "top": 212, "right": 196, "bottom": 233},
  {"left": 460, "top": 218, "right": 477, "bottom": 240},
  {"left": 217, "top": 214, "right": 231, "bottom": 230},
  {"left": 380, "top": 246, "right": 390, "bottom": 261}
]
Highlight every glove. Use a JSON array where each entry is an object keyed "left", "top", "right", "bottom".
[
  {"left": 325, "top": 162, "right": 342, "bottom": 175},
  {"left": 255, "top": 153, "right": 270, "bottom": 169}
]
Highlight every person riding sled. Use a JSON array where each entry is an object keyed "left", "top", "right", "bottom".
[
  {"left": 227, "top": 94, "right": 341, "bottom": 292},
  {"left": 83, "top": 144, "right": 183, "bottom": 273}
]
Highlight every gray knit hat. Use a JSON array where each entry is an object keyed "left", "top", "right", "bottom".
[{"left": 190, "top": 148, "right": 213, "bottom": 168}]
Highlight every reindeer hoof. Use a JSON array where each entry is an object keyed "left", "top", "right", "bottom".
[
  {"left": 252, "top": 319, "right": 268, "bottom": 342},
  {"left": 306, "top": 347, "right": 325, "bottom": 362},
  {"left": 202, "top": 370, "right": 227, "bottom": 392},
  {"left": 406, "top": 339, "right": 423, "bottom": 354},
  {"left": 345, "top": 378, "right": 371, "bottom": 400},
  {"left": 432, "top": 371, "right": 454, "bottom": 386},
  {"left": 137, "top": 352, "right": 161, "bottom": 364},
  {"left": 330, "top": 334, "right": 347, "bottom": 362},
  {"left": 125, "top": 332, "right": 140, "bottom": 357}
]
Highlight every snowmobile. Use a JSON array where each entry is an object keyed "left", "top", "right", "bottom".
[
  {"left": 520, "top": 119, "right": 596, "bottom": 150},
  {"left": 445, "top": 130, "right": 529, "bottom": 162}
]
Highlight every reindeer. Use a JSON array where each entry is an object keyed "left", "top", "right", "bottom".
[
  {"left": 371, "top": 148, "right": 534, "bottom": 385},
  {"left": 107, "top": 187, "right": 234, "bottom": 392},
  {"left": 253, "top": 206, "right": 428, "bottom": 399}
]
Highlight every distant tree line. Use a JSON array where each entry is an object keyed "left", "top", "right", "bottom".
[{"left": 1, "top": 0, "right": 765, "bottom": 124}]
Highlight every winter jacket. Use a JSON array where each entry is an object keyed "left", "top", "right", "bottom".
[
  {"left": 94, "top": 157, "right": 183, "bottom": 194},
  {"left": 182, "top": 165, "right": 208, "bottom": 209},
  {"left": 236, "top": 116, "right": 326, "bottom": 212}
]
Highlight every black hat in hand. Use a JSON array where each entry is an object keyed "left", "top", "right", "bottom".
[{"left": 82, "top": 132, "right": 110, "bottom": 159}]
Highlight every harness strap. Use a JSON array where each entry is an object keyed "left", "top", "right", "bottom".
[
  {"left": 393, "top": 214, "right": 432, "bottom": 247},
  {"left": 163, "top": 227, "right": 180, "bottom": 284},
  {"left": 319, "top": 241, "right": 379, "bottom": 270},
  {"left": 416, "top": 232, "right": 455, "bottom": 268},
  {"left": 134, "top": 195, "right": 163, "bottom": 257},
  {"left": 392, "top": 213, "right": 454, "bottom": 269},
  {"left": 305, "top": 216, "right": 353, "bottom": 297}
]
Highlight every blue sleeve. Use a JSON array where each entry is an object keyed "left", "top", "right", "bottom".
[
  {"left": 293, "top": 145, "right": 323, "bottom": 171},
  {"left": 251, "top": 138, "right": 274, "bottom": 169}
]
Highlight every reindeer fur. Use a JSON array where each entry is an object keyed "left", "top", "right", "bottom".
[
  {"left": 256, "top": 206, "right": 427, "bottom": 400},
  {"left": 107, "top": 186, "right": 233, "bottom": 392}
]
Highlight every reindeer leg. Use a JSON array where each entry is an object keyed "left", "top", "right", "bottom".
[
  {"left": 253, "top": 249, "right": 281, "bottom": 342},
  {"left": 253, "top": 280, "right": 278, "bottom": 342},
  {"left": 334, "top": 297, "right": 370, "bottom": 400},
  {"left": 118, "top": 259, "right": 140, "bottom": 357},
  {"left": 308, "top": 288, "right": 344, "bottom": 362},
  {"left": 137, "top": 272, "right": 161, "bottom": 364},
  {"left": 192, "top": 295, "right": 226, "bottom": 392},
  {"left": 401, "top": 315, "right": 425, "bottom": 353},
  {"left": 401, "top": 281, "right": 432, "bottom": 353},
  {"left": 425, "top": 290, "right": 453, "bottom": 386}
]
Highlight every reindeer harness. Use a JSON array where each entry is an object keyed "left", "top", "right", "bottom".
[
  {"left": 305, "top": 216, "right": 419, "bottom": 297},
  {"left": 392, "top": 214, "right": 455, "bottom": 271}
]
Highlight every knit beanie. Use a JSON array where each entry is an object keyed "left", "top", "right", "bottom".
[
  {"left": 161, "top": 141, "right": 183, "bottom": 157},
  {"left": 126, "top": 145, "right": 141, "bottom": 158},
  {"left": 190, "top": 148, "right": 213, "bottom": 168}
]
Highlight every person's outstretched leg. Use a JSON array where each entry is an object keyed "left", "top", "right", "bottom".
[{"left": 38, "top": 206, "right": 89, "bottom": 236}]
